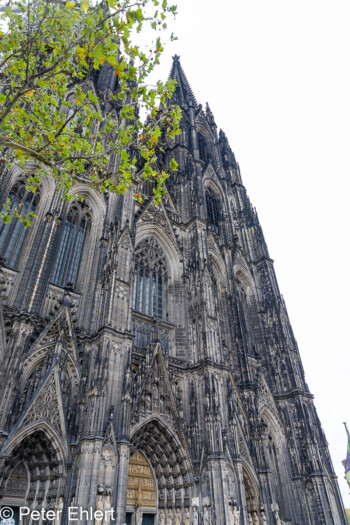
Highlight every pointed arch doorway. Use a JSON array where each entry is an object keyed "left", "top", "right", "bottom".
[
  {"left": 125, "top": 451, "right": 157, "bottom": 525},
  {"left": 0, "top": 461, "right": 29, "bottom": 524}
]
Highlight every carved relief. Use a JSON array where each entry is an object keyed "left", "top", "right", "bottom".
[
  {"left": 21, "top": 369, "right": 65, "bottom": 437},
  {"left": 4, "top": 461, "right": 28, "bottom": 499},
  {"left": 126, "top": 451, "right": 157, "bottom": 508}
]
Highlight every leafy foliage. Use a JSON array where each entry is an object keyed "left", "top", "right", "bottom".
[{"left": 0, "top": 0, "right": 181, "bottom": 224}]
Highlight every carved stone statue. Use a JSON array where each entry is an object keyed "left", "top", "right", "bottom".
[
  {"left": 54, "top": 496, "right": 64, "bottom": 525},
  {"left": 229, "top": 499, "right": 240, "bottom": 525},
  {"left": 253, "top": 510, "right": 259, "bottom": 525},
  {"left": 175, "top": 507, "right": 181, "bottom": 525},
  {"left": 167, "top": 508, "right": 174, "bottom": 524},
  {"left": 184, "top": 507, "right": 190, "bottom": 525},
  {"left": 203, "top": 504, "right": 211, "bottom": 525},
  {"left": 260, "top": 505, "right": 267, "bottom": 524},
  {"left": 103, "top": 491, "right": 112, "bottom": 525},
  {"left": 159, "top": 509, "right": 166, "bottom": 525},
  {"left": 136, "top": 507, "right": 143, "bottom": 525},
  {"left": 191, "top": 505, "right": 199, "bottom": 525},
  {"left": 271, "top": 503, "right": 282, "bottom": 525},
  {"left": 95, "top": 493, "right": 104, "bottom": 525},
  {"left": 248, "top": 513, "right": 253, "bottom": 525}
]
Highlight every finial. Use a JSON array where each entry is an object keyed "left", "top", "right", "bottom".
[{"left": 172, "top": 54, "right": 180, "bottom": 62}]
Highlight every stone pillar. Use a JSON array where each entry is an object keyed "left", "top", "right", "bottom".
[
  {"left": 235, "top": 462, "right": 250, "bottom": 525},
  {"left": 74, "top": 439, "right": 104, "bottom": 524},
  {"left": 206, "top": 458, "right": 229, "bottom": 525},
  {"left": 114, "top": 441, "right": 131, "bottom": 525}
]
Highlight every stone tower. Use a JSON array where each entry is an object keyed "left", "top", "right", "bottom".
[{"left": 0, "top": 56, "right": 347, "bottom": 525}]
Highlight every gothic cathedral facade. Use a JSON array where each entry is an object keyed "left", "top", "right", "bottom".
[{"left": 0, "top": 56, "right": 347, "bottom": 525}]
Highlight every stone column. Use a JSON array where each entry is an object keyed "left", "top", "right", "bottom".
[{"left": 114, "top": 441, "right": 131, "bottom": 525}]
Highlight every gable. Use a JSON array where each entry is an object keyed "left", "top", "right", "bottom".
[{"left": 22, "top": 306, "right": 80, "bottom": 387}]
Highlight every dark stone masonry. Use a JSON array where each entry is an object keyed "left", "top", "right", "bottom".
[{"left": 0, "top": 56, "right": 347, "bottom": 524}]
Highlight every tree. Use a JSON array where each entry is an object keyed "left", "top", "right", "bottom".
[{"left": 0, "top": 0, "right": 181, "bottom": 225}]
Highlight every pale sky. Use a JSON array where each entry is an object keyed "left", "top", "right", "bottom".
[{"left": 147, "top": 0, "right": 350, "bottom": 507}]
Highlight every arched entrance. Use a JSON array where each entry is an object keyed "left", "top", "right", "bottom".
[
  {"left": 126, "top": 452, "right": 157, "bottom": 525},
  {"left": 0, "top": 428, "right": 66, "bottom": 524},
  {"left": 128, "top": 417, "right": 193, "bottom": 525},
  {"left": 0, "top": 462, "right": 29, "bottom": 524}
]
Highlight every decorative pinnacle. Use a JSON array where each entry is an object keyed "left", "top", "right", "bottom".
[{"left": 172, "top": 54, "right": 180, "bottom": 62}]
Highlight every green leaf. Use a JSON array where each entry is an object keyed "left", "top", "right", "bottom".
[
  {"left": 1, "top": 214, "right": 11, "bottom": 224},
  {"left": 121, "top": 150, "right": 129, "bottom": 161},
  {"left": 153, "top": 126, "right": 161, "bottom": 140},
  {"left": 81, "top": 0, "right": 89, "bottom": 12},
  {"left": 88, "top": 90, "right": 99, "bottom": 103},
  {"left": 169, "top": 158, "right": 178, "bottom": 171}
]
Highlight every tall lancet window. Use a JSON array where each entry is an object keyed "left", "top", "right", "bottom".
[
  {"left": 0, "top": 182, "right": 39, "bottom": 268},
  {"left": 198, "top": 133, "right": 208, "bottom": 162},
  {"left": 132, "top": 237, "right": 168, "bottom": 319},
  {"left": 52, "top": 203, "right": 91, "bottom": 288},
  {"left": 205, "top": 188, "right": 221, "bottom": 234}
]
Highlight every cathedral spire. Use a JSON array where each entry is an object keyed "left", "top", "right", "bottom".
[{"left": 169, "top": 55, "right": 197, "bottom": 107}]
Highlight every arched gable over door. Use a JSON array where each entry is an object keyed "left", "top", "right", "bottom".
[
  {"left": 0, "top": 426, "right": 66, "bottom": 514},
  {"left": 130, "top": 417, "right": 193, "bottom": 522}
]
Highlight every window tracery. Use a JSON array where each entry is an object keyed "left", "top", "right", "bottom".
[
  {"left": 131, "top": 318, "right": 170, "bottom": 353},
  {"left": 205, "top": 188, "right": 221, "bottom": 233},
  {"left": 51, "top": 202, "right": 91, "bottom": 288},
  {"left": 198, "top": 133, "right": 208, "bottom": 162},
  {"left": 0, "top": 181, "right": 40, "bottom": 268},
  {"left": 132, "top": 238, "right": 168, "bottom": 320}
]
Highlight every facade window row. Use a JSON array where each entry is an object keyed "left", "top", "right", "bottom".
[
  {"left": 1, "top": 182, "right": 223, "bottom": 303},
  {"left": 0, "top": 182, "right": 90, "bottom": 290}
]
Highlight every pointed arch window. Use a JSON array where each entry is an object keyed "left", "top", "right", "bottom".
[
  {"left": 0, "top": 182, "right": 39, "bottom": 268},
  {"left": 51, "top": 203, "right": 91, "bottom": 288},
  {"left": 198, "top": 133, "right": 208, "bottom": 162},
  {"left": 205, "top": 188, "right": 221, "bottom": 234},
  {"left": 132, "top": 238, "right": 168, "bottom": 319}
]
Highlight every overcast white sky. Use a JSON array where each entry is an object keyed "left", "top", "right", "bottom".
[{"left": 147, "top": 0, "right": 350, "bottom": 507}]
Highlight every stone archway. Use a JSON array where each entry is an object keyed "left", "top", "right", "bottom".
[
  {"left": 0, "top": 429, "right": 65, "bottom": 521},
  {"left": 3, "top": 461, "right": 29, "bottom": 501},
  {"left": 242, "top": 464, "right": 260, "bottom": 523},
  {"left": 129, "top": 418, "right": 193, "bottom": 524}
]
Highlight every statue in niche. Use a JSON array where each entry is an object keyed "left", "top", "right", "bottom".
[
  {"left": 135, "top": 507, "right": 143, "bottom": 525},
  {"left": 253, "top": 510, "right": 259, "bottom": 525},
  {"left": 95, "top": 493, "right": 104, "bottom": 525},
  {"left": 167, "top": 508, "right": 174, "bottom": 524},
  {"left": 260, "top": 505, "right": 267, "bottom": 524},
  {"left": 152, "top": 378, "right": 159, "bottom": 408},
  {"left": 229, "top": 499, "right": 240, "bottom": 525},
  {"left": 191, "top": 505, "right": 199, "bottom": 525},
  {"left": 103, "top": 489, "right": 112, "bottom": 525},
  {"left": 175, "top": 507, "right": 181, "bottom": 525},
  {"left": 184, "top": 508, "right": 190, "bottom": 525},
  {"left": 158, "top": 509, "right": 166, "bottom": 525},
  {"left": 248, "top": 513, "right": 253, "bottom": 525},
  {"left": 271, "top": 503, "right": 282, "bottom": 525},
  {"left": 203, "top": 504, "right": 211, "bottom": 525},
  {"left": 54, "top": 497, "right": 64, "bottom": 525}
]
